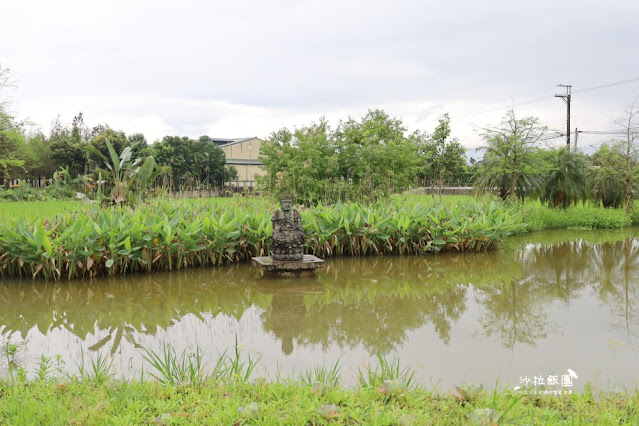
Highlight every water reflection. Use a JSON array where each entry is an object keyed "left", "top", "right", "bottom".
[{"left": 1, "top": 230, "right": 639, "bottom": 389}]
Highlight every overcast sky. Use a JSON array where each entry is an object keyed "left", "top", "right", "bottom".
[{"left": 2, "top": 0, "right": 639, "bottom": 151}]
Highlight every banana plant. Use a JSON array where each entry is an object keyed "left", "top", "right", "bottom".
[{"left": 86, "top": 139, "right": 157, "bottom": 205}]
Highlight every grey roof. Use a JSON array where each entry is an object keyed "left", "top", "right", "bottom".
[
  {"left": 210, "top": 137, "right": 261, "bottom": 147},
  {"left": 226, "top": 158, "right": 262, "bottom": 166}
]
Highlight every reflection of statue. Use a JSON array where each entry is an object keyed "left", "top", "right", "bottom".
[{"left": 271, "top": 192, "right": 306, "bottom": 261}]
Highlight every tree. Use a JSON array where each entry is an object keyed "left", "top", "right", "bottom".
[
  {"left": 541, "top": 148, "right": 588, "bottom": 208},
  {"left": 25, "top": 130, "right": 56, "bottom": 180},
  {"left": 333, "top": 109, "right": 419, "bottom": 198},
  {"left": 475, "top": 109, "right": 548, "bottom": 200},
  {"left": 259, "top": 110, "right": 421, "bottom": 204},
  {"left": 195, "top": 136, "right": 227, "bottom": 187},
  {"left": 88, "top": 128, "right": 128, "bottom": 166},
  {"left": 152, "top": 136, "right": 227, "bottom": 190},
  {"left": 417, "top": 113, "right": 467, "bottom": 193},
  {"left": 0, "top": 111, "right": 28, "bottom": 181},
  {"left": 0, "top": 64, "right": 13, "bottom": 113},
  {"left": 614, "top": 100, "right": 639, "bottom": 214},
  {"left": 49, "top": 116, "right": 88, "bottom": 177},
  {"left": 0, "top": 66, "right": 32, "bottom": 182},
  {"left": 591, "top": 142, "right": 631, "bottom": 208},
  {"left": 259, "top": 118, "right": 339, "bottom": 203}
]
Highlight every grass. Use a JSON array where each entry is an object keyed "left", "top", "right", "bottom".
[
  {"left": 357, "top": 353, "right": 416, "bottom": 390},
  {"left": 0, "top": 373, "right": 637, "bottom": 424},
  {"left": 0, "top": 199, "right": 82, "bottom": 223},
  {"left": 1, "top": 344, "right": 637, "bottom": 423},
  {"left": 519, "top": 199, "right": 632, "bottom": 231}
]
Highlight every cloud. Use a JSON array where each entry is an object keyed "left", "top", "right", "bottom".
[{"left": 3, "top": 0, "right": 639, "bottom": 148}]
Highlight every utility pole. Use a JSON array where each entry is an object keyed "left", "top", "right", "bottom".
[
  {"left": 555, "top": 84, "right": 572, "bottom": 148},
  {"left": 574, "top": 128, "right": 578, "bottom": 153}
]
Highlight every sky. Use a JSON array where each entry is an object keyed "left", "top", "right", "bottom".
[{"left": 2, "top": 0, "right": 639, "bottom": 153}]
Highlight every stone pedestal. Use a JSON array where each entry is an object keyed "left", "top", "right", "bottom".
[{"left": 251, "top": 255, "right": 324, "bottom": 277}]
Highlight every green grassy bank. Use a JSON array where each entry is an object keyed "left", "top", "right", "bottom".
[{"left": 1, "top": 378, "right": 637, "bottom": 424}]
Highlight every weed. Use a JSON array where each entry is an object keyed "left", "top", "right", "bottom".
[
  {"left": 301, "top": 356, "right": 342, "bottom": 388},
  {"left": 35, "top": 355, "right": 53, "bottom": 381},
  {"left": 75, "top": 351, "right": 114, "bottom": 384},
  {"left": 226, "top": 337, "right": 261, "bottom": 383},
  {"left": 357, "top": 354, "right": 416, "bottom": 390},
  {"left": 142, "top": 345, "right": 216, "bottom": 386}
]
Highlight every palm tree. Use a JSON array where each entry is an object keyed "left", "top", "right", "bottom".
[{"left": 542, "top": 148, "right": 588, "bottom": 209}]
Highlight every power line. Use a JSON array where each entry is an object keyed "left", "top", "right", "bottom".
[
  {"left": 577, "top": 129, "right": 639, "bottom": 135},
  {"left": 573, "top": 77, "right": 639, "bottom": 94},
  {"left": 452, "top": 76, "right": 639, "bottom": 119},
  {"left": 452, "top": 96, "right": 555, "bottom": 119}
]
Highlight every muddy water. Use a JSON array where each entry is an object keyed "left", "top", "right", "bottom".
[{"left": 1, "top": 229, "right": 639, "bottom": 392}]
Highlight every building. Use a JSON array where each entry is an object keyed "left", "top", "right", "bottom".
[{"left": 211, "top": 137, "right": 264, "bottom": 188}]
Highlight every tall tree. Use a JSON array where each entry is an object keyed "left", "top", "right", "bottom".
[
  {"left": 333, "top": 109, "right": 419, "bottom": 197},
  {"left": 0, "top": 65, "right": 32, "bottom": 181},
  {"left": 417, "top": 113, "right": 467, "bottom": 193},
  {"left": 88, "top": 128, "right": 128, "bottom": 166},
  {"left": 614, "top": 100, "right": 639, "bottom": 214},
  {"left": 475, "top": 109, "right": 548, "bottom": 200},
  {"left": 0, "top": 111, "right": 28, "bottom": 181},
  {"left": 590, "top": 143, "right": 627, "bottom": 208},
  {"left": 0, "top": 64, "right": 13, "bottom": 113},
  {"left": 153, "top": 136, "right": 227, "bottom": 190},
  {"left": 541, "top": 148, "right": 588, "bottom": 208},
  {"left": 49, "top": 115, "right": 88, "bottom": 177}
]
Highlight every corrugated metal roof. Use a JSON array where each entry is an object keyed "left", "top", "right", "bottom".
[
  {"left": 226, "top": 159, "right": 262, "bottom": 166},
  {"left": 210, "top": 137, "right": 261, "bottom": 147}
]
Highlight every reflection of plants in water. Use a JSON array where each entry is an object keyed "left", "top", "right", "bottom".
[
  {"left": 476, "top": 279, "right": 551, "bottom": 349},
  {"left": 260, "top": 256, "right": 480, "bottom": 354},
  {"left": 0, "top": 268, "right": 272, "bottom": 355},
  {"left": 516, "top": 235, "right": 639, "bottom": 339},
  {"left": 479, "top": 235, "right": 639, "bottom": 349},
  {"left": 260, "top": 254, "right": 527, "bottom": 354},
  {"left": 519, "top": 241, "right": 593, "bottom": 300},
  {"left": 3, "top": 235, "right": 637, "bottom": 359},
  {"left": 593, "top": 238, "right": 639, "bottom": 336}
]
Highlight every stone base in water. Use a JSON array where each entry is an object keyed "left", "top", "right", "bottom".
[{"left": 251, "top": 255, "right": 325, "bottom": 277}]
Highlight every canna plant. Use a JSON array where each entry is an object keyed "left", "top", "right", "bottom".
[{"left": 0, "top": 198, "right": 525, "bottom": 280}]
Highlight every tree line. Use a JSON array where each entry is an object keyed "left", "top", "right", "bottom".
[
  {"left": 260, "top": 107, "right": 639, "bottom": 211},
  {"left": 1, "top": 111, "right": 236, "bottom": 193},
  {"left": 474, "top": 107, "right": 639, "bottom": 213}
]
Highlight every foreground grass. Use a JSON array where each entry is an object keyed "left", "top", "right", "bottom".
[{"left": 1, "top": 378, "right": 637, "bottom": 424}]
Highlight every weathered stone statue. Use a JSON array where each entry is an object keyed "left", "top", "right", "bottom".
[
  {"left": 271, "top": 192, "right": 306, "bottom": 261},
  {"left": 251, "top": 192, "right": 323, "bottom": 276}
]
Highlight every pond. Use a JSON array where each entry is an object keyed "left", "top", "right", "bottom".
[{"left": 1, "top": 229, "right": 638, "bottom": 392}]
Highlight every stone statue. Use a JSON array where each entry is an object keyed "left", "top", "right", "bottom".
[{"left": 271, "top": 192, "right": 306, "bottom": 261}]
